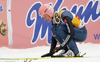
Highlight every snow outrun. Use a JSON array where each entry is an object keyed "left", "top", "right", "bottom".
[{"left": 0, "top": 43, "right": 100, "bottom": 62}]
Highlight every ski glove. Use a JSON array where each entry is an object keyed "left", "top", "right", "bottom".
[
  {"left": 52, "top": 46, "right": 63, "bottom": 54},
  {"left": 41, "top": 52, "right": 53, "bottom": 57}
]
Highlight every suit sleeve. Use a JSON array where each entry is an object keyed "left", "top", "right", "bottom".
[
  {"left": 50, "top": 36, "right": 57, "bottom": 53},
  {"left": 60, "top": 16, "right": 75, "bottom": 48}
]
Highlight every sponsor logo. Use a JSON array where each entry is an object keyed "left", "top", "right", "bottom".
[
  {"left": 94, "top": 34, "right": 100, "bottom": 40},
  {"left": 26, "top": 0, "right": 100, "bottom": 44},
  {"left": 0, "top": 5, "right": 4, "bottom": 12}
]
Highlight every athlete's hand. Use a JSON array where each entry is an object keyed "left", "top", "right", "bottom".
[
  {"left": 53, "top": 46, "right": 63, "bottom": 54},
  {"left": 41, "top": 52, "right": 53, "bottom": 57}
]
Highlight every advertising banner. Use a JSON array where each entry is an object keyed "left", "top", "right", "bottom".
[
  {"left": 0, "top": 0, "right": 100, "bottom": 49},
  {"left": 0, "top": 0, "right": 8, "bottom": 47}
]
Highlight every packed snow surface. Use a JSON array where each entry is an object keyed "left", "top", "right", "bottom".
[{"left": 0, "top": 43, "right": 100, "bottom": 62}]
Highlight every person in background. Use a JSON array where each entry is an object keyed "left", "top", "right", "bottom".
[{"left": 38, "top": 4, "right": 87, "bottom": 57}]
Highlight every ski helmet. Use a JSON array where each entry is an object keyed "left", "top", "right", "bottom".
[{"left": 39, "top": 4, "right": 54, "bottom": 17}]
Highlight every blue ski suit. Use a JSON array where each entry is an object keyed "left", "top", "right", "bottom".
[{"left": 51, "top": 10, "right": 87, "bottom": 55}]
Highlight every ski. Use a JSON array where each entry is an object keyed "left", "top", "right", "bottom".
[
  {"left": 51, "top": 53, "right": 87, "bottom": 58},
  {"left": 51, "top": 56, "right": 88, "bottom": 58},
  {"left": 0, "top": 53, "right": 87, "bottom": 60},
  {"left": 0, "top": 57, "right": 50, "bottom": 60},
  {"left": 0, "top": 56, "right": 87, "bottom": 60}
]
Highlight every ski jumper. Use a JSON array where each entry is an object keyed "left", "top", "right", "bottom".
[{"left": 51, "top": 10, "right": 87, "bottom": 55}]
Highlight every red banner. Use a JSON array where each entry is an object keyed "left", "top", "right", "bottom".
[
  {"left": 0, "top": 0, "right": 8, "bottom": 47},
  {"left": 0, "top": 0, "right": 100, "bottom": 49}
]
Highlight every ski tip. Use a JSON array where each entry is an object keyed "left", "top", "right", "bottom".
[{"left": 0, "top": 57, "right": 50, "bottom": 60}]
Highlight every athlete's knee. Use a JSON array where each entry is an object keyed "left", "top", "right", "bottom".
[{"left": 75, "top": 37, "right": 87, "bottom": 42}]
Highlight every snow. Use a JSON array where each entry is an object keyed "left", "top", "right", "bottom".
[{"left": 0, "top": 43, "right": 100, "bottom": 62}]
